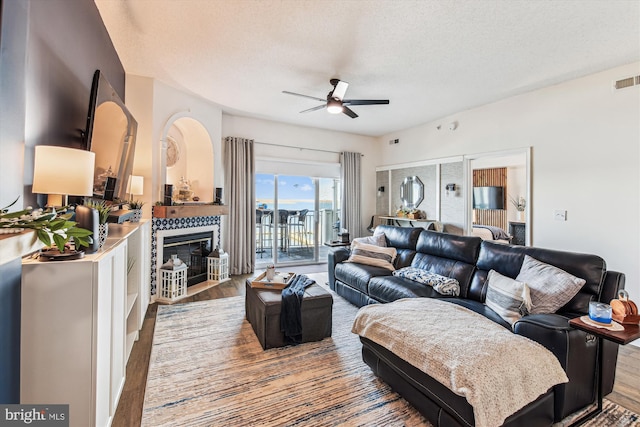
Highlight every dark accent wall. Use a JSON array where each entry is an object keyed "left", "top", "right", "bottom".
[{"left": 0, "top": 0, "right": 125, "bottom": 403}]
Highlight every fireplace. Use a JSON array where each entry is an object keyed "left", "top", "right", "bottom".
[
  {"left": 155, "top": 224, "right": 219, "bottom": 292},
  {"left": 162, "top": 231, "right": 213, "bottom": 287}
]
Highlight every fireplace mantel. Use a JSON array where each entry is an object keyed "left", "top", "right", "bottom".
[{"left": 153, "top": 204, "right": 229, "bottom": 219}]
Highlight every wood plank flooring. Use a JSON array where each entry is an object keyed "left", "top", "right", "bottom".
[{"left": 112, "top": 272, "right": 640, "bottom": 426}]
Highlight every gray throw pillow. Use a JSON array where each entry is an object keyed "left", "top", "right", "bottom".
[
  {"left": 484, "top": 270, "right": 532, "bottom": 326},
  {"left": 515, "top": 255, "right": 586, "bottom": 314}
]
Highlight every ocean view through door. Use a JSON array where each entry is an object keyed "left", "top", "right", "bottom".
[{"left": 256, "top": 173, "right": 340, "bottom": 267}]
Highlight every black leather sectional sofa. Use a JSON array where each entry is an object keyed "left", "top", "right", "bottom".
[{"left": 328, "top": 225, "right": 625, "bottom": 427}]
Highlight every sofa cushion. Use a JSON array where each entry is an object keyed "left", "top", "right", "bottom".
[
  {"left": 392, "top": 267, "right": 460, "bottom": 296},
  {"left": 335, "top": 262, "right": 392, "bottom": 295},
  {"left": 416, "top": 230, "right": 482, "bottom": 264},
  {"left": 484, "top": 270, "right": 532, "bottom": 325},
  {"left": 410, "top": 254, "right": 476, "bottom": 297},
  {"left": 375, "top": 225, "right": 422, "bottom": 250},
  {"left": 368, "top": 276, "right": 444, "bottom": 303},
  {"left": 345, "top": 241, "right": 397, "bottom": 271},
  {"left": 515, "top": 255, "right": 586, "bottom": 315}
]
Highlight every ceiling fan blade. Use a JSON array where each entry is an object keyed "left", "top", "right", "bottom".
[
  {"left": 342, "top": 106, "right": 358, "bottom": 119},
  {"left": 282, "top": 91, "right": 326, "bottom": 103},
  {"left": 343, "top": 99, "right": 390, "bottom": 106},
  {"left": 300, "top": 104, "right": 326, "bottom": 113},
  {"left": 332, "top": 80, "right": 349, "bottom": 101}
]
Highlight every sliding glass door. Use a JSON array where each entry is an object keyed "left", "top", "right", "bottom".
[{"left": 256, "top": 173, "right": 340, "bottom": 267}]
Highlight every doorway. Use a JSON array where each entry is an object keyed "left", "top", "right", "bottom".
[
  {"left": 255, "top": 173, "right": 340, "bottom": 267},
  {"left": 465, "top": 148, "right": 531, "bottom": 245}
]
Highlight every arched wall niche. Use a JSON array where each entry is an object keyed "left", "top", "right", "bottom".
[{"left": 160, "top": 116, "right": 214, "bottom": 203}]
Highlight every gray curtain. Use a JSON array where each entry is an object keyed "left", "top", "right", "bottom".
[
  {"left": 340, "top": 151, "right": 362, "bottom": 238},
  {"left": 223, "top": 137, "right": 255, "bottom": 274}
]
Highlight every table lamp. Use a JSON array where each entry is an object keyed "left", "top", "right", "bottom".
[
  {"left": 32, "top": 146, "right": 96, "bottom": 207},
  {"left": 128, "top": 175, "right": 144, "bottom": 200}
]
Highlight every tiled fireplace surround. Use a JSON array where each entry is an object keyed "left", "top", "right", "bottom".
[{"left": 151, "top": 215, "right": 221, "bottom": 296}]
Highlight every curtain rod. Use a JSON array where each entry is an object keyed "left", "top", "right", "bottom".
[{"left": 254, "top": 141, "right": 363, "bottom": 156}]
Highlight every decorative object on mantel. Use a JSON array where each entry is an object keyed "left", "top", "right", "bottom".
[
  {"left": 164, "top": 184, "right": 174, "bottom": 206},
  {"left": 0, "top": 197, "right": 93, "bottom": 256},
  {"left": 174, "top": 176, "right": 193, "bottom": 202},
  {"left": 214, "top": 187, "right": 223, "bottom": 205},
  {"left": 158, "top": 254, "right": 188, "bottom": 303}
]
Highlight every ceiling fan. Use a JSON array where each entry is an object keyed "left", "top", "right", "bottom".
[{"left": 282, "top": 78, "right": 389, "bottom": 119}]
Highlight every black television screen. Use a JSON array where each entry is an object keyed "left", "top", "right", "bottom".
[{"left": 473, "top": 186, "right": 504, "bottom": 210}]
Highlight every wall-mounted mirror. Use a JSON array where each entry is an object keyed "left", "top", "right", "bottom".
[
  {"left": 400, "top": 176, "right": 424, "bottom": 209},
  {"left": 84, "top": 70, "right": 137, "bottom": 201}
]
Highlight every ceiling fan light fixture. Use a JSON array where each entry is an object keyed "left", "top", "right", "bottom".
[{"left": 326, "top": 98, "right": 343, "bottom": 114}]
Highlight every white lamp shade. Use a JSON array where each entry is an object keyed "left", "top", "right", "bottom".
[
  {"left": 128, "top": 175, "right": 144, "bottom": 195},
  {"left": 32, "top": 146, "right": 96, "bottom": 197}
]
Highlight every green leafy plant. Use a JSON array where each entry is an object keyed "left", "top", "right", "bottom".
[
  {"left": 128, "top": 199, "right": 145, "bottom": 209},
  {"left": 84, "top": 199, "right": 111, "bottom": 224},
  {"left": 0, "top": 197, "right": 93, "bottom": 252}
]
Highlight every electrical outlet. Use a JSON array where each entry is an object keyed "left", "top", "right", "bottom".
[
  {"left": 554, "top": 210, "right": 567, "bottom": 221},
  {"left": 388, "top": 138, "right": 399, "bottom": 145}
]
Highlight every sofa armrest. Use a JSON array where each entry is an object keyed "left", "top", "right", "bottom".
[
  {"left": 328, "top": 248, "right": 350, "bottom": 291},
  {"left": 514, "top": 314, "right": 601, "bottom": 421}
]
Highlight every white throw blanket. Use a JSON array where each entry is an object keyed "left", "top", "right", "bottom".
[{"left": 351, "top": 298, "right": 568, "bottom": 427}]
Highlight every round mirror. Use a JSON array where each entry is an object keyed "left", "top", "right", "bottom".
[{"left": 400, "top": 176, "right": 424, "bottom": 209}]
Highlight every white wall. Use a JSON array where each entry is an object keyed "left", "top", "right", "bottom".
[
  {"left": 222, "top": 115, "right": 378, "bottom": 237},
  {"left": 377, "top": 62, "right": 640, "bottom": 309}
]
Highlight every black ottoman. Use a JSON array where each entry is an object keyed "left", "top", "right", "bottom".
[{"left": 245, "top": 279, "right": 333, "bottom": 349}]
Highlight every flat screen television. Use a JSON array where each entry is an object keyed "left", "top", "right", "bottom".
[{"left": 473, "top": 186, "right": 504, "bottom": 210}]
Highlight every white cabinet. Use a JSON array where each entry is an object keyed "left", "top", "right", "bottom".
[{"left": 21, "top": 221, "right": 150, "bottom": 427}]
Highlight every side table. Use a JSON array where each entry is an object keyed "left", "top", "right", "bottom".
[{"left": 567, "top": 317, "right": 640, "bottom": 426}]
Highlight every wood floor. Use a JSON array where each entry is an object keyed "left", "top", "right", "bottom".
[{"left": 112, "top": 272, "right": 640, "bottom": 426}]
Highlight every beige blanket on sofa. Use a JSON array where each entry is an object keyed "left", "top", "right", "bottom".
[{"left": 351, "top": 298, "right": 568, "bottom": 427}]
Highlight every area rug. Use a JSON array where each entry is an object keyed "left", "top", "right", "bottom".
[{"left": 142, "top": 290, "right": 639, "bottom": 426}]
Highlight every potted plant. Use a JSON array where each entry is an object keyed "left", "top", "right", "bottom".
[
  {"left": 85, "top": 199, "right": 112, "bottom": 249},
  {"left": 0, "top": 197, "right": 93, "bottom": 255},
  {"left": 127, "top": 199, "right": 145, "bottom": 222},
  {"left": 509, "top": 195, "right": 526, "bottom": 221}
]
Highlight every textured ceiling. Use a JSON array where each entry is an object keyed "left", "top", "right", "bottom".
[{"left": 95, "top": 0, "right": 640, "bottom": 137}]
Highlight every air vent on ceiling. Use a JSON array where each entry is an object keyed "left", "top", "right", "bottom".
[{"left": 613, "top": 75, "right": 640, "bottom": 90}]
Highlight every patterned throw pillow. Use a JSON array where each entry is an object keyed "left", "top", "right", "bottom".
[
  {"left": 346, "top": 241, "right": 397, "bottom": 271},
  {"left": 392, "top": 267, "right": 460, "bottom": 296},
  {"left": 484, "top": 270, "right": 532, "bottom": 326},
  {"left": 515, "top": 255, "right": 586, "bottom": 314}
]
